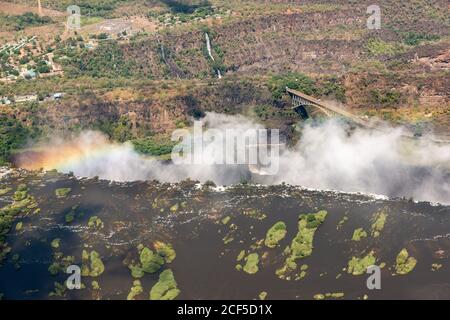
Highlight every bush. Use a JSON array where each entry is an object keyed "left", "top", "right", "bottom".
[
  {"left": 366, "top": 39, "right": 403, "bottom": 56},
  {"left": 140, "top": 247, "right": 164, "bottom": 273},
  {"left": 0, "top": 115, "right": 33, "bottom": 165},
  {"left": 149, "top": 269, "right": 180, "bottom": 300},
  {"left": 0, "top": 12, "right": 53, "bottom": 31},
  {"left": 264, "top": 221, "right": 287, "bottom": 248},
  {"left": 161, "top": 0, "right": 211, "bottom": 14},
  {"left": 89, "top": 251, "right": 105, "bottom": 277},
  {"left": 320, "top": 77, "right": 346, "bottom": 102},
  {"left": 243, "top": 253, "right": 259, "bottom": 274},
  {"left": 131, "top": 137, "right": 176, "bottom": 156},
  {"left": 37, "top": 64, "right": 51, "bottom": 74},
  {"left": 268, "top": 72, "right": 318, "bottom": 101},
  {"left": 402, "top": 32, "right": 439, "bottom": 46},
  {"left": 97, "top": 33, "right": 109, "bottom": 40},
  {"left": 369, "top": 89, "right": 402, "bottom": 107}
]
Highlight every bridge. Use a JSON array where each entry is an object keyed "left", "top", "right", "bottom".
[
  {"left": 286, "top": 87, "right": 372, "bottom": 128},
  {"left": 286, "top": 87, "right": 450, "bottom": 144}
]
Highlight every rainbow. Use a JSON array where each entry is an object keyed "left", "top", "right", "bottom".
[{"left": 14, "top": 132, "right": 132, "bottom": 172}]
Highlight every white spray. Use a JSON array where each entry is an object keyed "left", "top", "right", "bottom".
[{"left": 16, "top": 113, "right": 450, "bottom": 204}]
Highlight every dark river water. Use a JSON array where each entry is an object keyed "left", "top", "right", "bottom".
[{"left": 1, "top": 168, "right": 450, "bottom": 300}]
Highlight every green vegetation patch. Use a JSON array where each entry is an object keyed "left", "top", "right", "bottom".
[
  {"left": 0, "top": 12, "right": 53, "bottom": 31},
  {"left": 259, "top": 291, "right": 268, "bottom": 300},
  {"left": 268, "top": 72, "right": 318, "bottom": 101},
  {"left": 1, "top": 184, "right": 38, "bottom": 263},
  {"left": 347, "top": 251, "right": 377, "bottom": 276},
  {"left": 395, "top": 248, "right": 417, "bottom": 275},
  {"left": 161, "top": 0, "right": 211, "bottom": 14},
  {"left": 88, "top": 216, "right": 104, "bottom": 230},
  {"left": 91, "top": 281, "right": 100, "bottom": 290},
  {"left": 402, "top": 32, "right": 440, "bottom": 46},
  {"left": 49, "top": 282, "right": 66, "bottom": 297},
  {"left": 236, "top": 250, "right": 245, "bottom": 262},
  {"left": 93, "top": 116, "right": 134, "bottom": 143},
  {"left": 17, "top": 184, "right": 27, "bottom": 192},
  {"left": 243, "top": 253, "right": 259, "bottom": 275},
  {"left": 286, "top": 212, "right": 326, "bottom": 259},
  {"left": 132, "top": 137, "right": 176, "bottom": 157},
  {"left": 55, "top": 188, "right": 71, "bottom": 198},
  {"left": 0, "top": 115, "right": 36, "bottom": 165},
  {"left": 127, "top": 280, "right": 143, "bottom": 300},
  {"left": 295, "top": 264, "right": 309, "bottom": 281},
  {"left": 154, "top": 241, "right": 176, "bottom": 264},
  {"left": 0, "top": 188, "right": 12, "bottom": 196},
  {"left": 65, "top": 207, "right": 77, "bottom": 224},
  {"left": 149, "top": 269, "right": 180, "bottom": 300},
  {"left": 371, "top": 209, "right": 388, "bottom": 237},
  {"left": 336, "top": 214, "right": 348, "bottom": 230},
  {"left": 221, "top": 216, "right": 231, "bottom": 225},
  {"left": 276, "top": 210, "right": 327, "bottom": 280},
  {"left": 366, "top": 39, "right": 404, "bottom": 56},
  {"left": 222, "top": 223, "right": 238, "bottom": 245},
  {"left": 13, "top": 189, "right": 28, "bottom": 201},
  {"left": 431, "top": 263, "right": 442, "bottom": 271},
  {"left": 15, "top": 222, "right": 23, "bottom": 231},
  {"left": 352, "top": 228, "right": 367, "bottom": 241},
  {"left": 314, "top": 292, "right": 344, "bottom": 300},
  {"left": 128, "top": 263, "right": 144, "bottom": 278},
  {"left": 264, "top": 221, "right": 287, "bottom": 248},
  {"left": 128, "top": 242, "right": 176, "bottom": 278},
  {"left": 369, "top": 89, "right": 403, "bottom": 108},
  {"left": 89, "top": 251, "right": 105, "bottom": 277},
  {"left": 81, "top": 250, "right": 105, "bottom": 277},
  {"left": 48, "top": 262, "right": 60, "bottom": 276},
  {"left": 51, "top": 238, "right": 60, "bottom": 249},
  {"left": 140, "top": 247, "right": 165, "bottom": 273},
  {"left": 48, "top": 253, "right": 75, "bottom": 276},
  {"left": 169, "top": 203, "right": 179, "bottom": 212}
]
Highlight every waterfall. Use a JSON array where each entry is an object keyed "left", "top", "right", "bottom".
[
  {"left": 205, "top": 33, "right": 222, "bottom": 79},
  {"left": 205, "top": 33, "right": 214, "bottom": 61}
]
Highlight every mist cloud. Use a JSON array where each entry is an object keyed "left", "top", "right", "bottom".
[
  {"left": 15, "top": 112, "right": 450, "bottom": 204},
  {"left": 267, "top": 121, "right": 450, "bottom": 204}
]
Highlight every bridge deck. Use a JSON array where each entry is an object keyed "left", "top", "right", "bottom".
[
  {"left": 286, "top": 87, "right": 450, "bottom": 144},
  {"left": 286, "top": 87, "right": 372, "bottom": 128}
]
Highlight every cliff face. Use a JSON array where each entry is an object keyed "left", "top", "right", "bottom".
[
  {"left": 2, "top": 65, "right": 448, "bottom": 139},
  {"left": 1, "top": 0, "right": 449, "bottom": 138},
  {"left": 39, "top": 98, "right": 184, "bottom": 134},
  {"left": 2, "top": 80, "right": 272, "bottom": 136}
]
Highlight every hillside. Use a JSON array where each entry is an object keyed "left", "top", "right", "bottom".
[{"left": 0, "top": 0, "right": 449, "bottom": 160}]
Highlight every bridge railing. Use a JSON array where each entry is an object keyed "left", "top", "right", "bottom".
[{"left": 286, "top": 87, "right": 372, "bottom": 127}]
